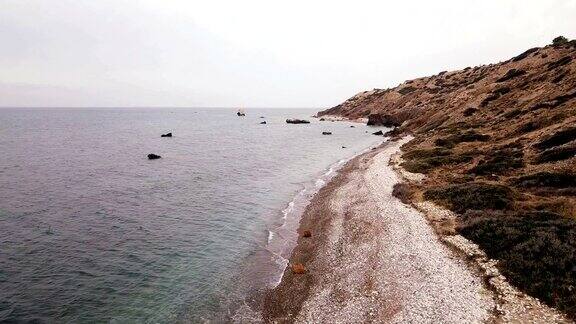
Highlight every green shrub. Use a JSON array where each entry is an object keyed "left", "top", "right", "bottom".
[
  {"left": 392, "top": 183, "right": 413, "bottom": 204},
  {"left": 401, "top": 148, "right": 474, "bottom": 174},
  {"left": 511, "top": 172, "right": 576, "bottom": 188},
  {"left": 535, "top": 144, "right": 576, "bottom": 164},
  {"left": 403, "top": 148, "right": 452, "bottom": 159},
  {"left": 423, "top": 182, "right": 513, "bottom": 213},
  {"left": 552, "top": 36, "right": 569, "bottom": 46},
  {"left": 535, "top": 127, "right": 576, "bottom": 150},
  {"left": 469, "top": 148, "right": 524, "bottom": 175},
  {"left": 458, "top": 212, "right": 576, "bottom": 318},
  {"left": 435, "top": 131, "right": 490, "bottom": 148}
]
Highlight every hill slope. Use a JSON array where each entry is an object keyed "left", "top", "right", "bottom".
[{"left": 318, "top": 38, "right": 576, "bottom": 318}]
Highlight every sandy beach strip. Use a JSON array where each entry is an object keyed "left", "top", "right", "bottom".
[{"left": 262, "top": 138, "right": 495, "bottom": 323}]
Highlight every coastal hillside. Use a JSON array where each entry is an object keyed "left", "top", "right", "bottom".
[{"left": 318, "top": 37, "right": 576, "bottom": 318}]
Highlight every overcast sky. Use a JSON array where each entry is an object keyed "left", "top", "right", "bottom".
[{"left": 1, "top": 0, "right": 575, "bottom": 108}]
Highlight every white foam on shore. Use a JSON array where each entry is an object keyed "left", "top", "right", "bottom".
[{"left": 264, "top": 140, "right": 386, "bottom": 288}]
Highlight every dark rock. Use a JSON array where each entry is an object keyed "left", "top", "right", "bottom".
[
  {"left": 161, "top": 132, "right": 172, "bottom": 137},
  {"left": 260, "top": 121, "right": 267, "bottom": 124},
  {"left": 367, "top": 113, "right": 400, "bottom": 127},
  {"left": 322, "top": 131, "right": 332, "bottom": 135},
  {"left": 372, "top": 130, "right": 384, "bottom": 135},
  {"left": 148, "top": 154, "right": 161, "bottom": 160},
  {"left": 286, "top": 119, "right": 310, "bottom": 124}
]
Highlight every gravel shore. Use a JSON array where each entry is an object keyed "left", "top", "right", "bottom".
[{"left": 263, "top": 138, "right": 495, "bottom": 323}]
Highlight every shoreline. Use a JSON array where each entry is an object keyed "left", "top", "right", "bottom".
[
  {"left": 262, "top": 136, "right": 571, "bottom": 323},
  {"left": 262, "top": 137, "right": 494, "bottom": 323}
]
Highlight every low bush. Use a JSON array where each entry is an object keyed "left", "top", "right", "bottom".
[
  {"left": 423, "top": 182, "right": 513, "bottom": 213},
  {"left": 401, "top": 149, "right": 474, "bottom": 174},
  {"left": 398, "top": 86, "right": 417, "bottom": 95},
  {"left": 458, "top": 212, "right": 576, "bottom": 318},
  {"left": 435, "top": 131, "right": 490, "bottom": 148},
  {"left": 503, "top": 108, "right": 523, "bottom": 119},
  {"left": 511, "top": 172, "right": 576, "bottom": 188},
  {"left": 463, "top": 107, "right": 478, "bottom": 117},
  {"left": 511, "top": 47, "right": 539, "bottom": 62},
  {"left": 534, "top": 127, "right": 576, "bottom": 150},
  {"left": 469, "top": 148, "right": 524, "bottom": 175},
  {"left": 535, "top": 144, "right": 576, "bottom": 164},
  {"left": 547, "top": 56, "right": 572, "bottom": 70},
  {"left": 552, "top": 36, "right": 569, "bottom": 46},
  {"left": 403, "top": 148, "right": 451, "bottom": 159},
  {"left": 392, "top": 183, "right": 413, "bottom": 204},
  {"left": 496, "top": 69, "right": 527, "bottom": 83}
]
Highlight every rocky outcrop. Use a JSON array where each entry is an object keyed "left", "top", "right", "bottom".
[
  {"left": 366, "top": 113, "right": 401, "bottom": 127},
  {"left": 286, "top": 119, "right": 310, "bottom": 124}
]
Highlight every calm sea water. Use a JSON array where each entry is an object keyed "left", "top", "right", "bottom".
[{"left": 0, "top": 108, "right": 384, "bottom": 323}]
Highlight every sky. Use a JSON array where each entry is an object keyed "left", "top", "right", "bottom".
[{"left": 0, "top": 0, "right": 575, "bottom": 108}]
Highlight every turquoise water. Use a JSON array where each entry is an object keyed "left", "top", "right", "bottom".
[{"left": 0, "top": 108, "right": 383, "bottom": 322}]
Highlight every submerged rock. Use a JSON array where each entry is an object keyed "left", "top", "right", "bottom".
[
  {"left": 372, "top": 130, "right": 384, "bottom": 135},
  {"left": 322, "top": 131, "right": 332, "bottom": 135},
  {"left": 147, "top": 154, "right": 161, "bottom": 160},
  {"left": 161, "top": 132, "right": 172, "bottom": 137},
  {"left": 286, "top": 119, "right": 310, "bottom": 124}
]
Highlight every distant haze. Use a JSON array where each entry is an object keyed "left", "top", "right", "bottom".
[{"left": 1, "top": 0, "right": 575, "bottom": 108}]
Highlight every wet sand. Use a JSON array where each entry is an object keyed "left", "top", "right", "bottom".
[{"left": 263, "top": 138, "right": 495, "bottom": 323}]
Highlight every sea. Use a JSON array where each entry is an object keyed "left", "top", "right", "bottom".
[{"left": 0, "top": 108, "right": 384, "bottom": 323}]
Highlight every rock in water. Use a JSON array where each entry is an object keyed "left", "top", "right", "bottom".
[
  {"left": 286, "top": 119, "right": 310, "bottom": 124},
  {"left": 148, "top": 154, "right": 161, "bottom": 160},
  {"left": 260, "top": 121, "right": 267, "bottom": 124},
  {"left": 322, "top": 131, "right": 332, "bottom": 135},
  {"left": 372, "top": 130, "right": 384, "bottom": 135},
  {"left": 161, "top": 132, "right": 172, "bottom": 137}
]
